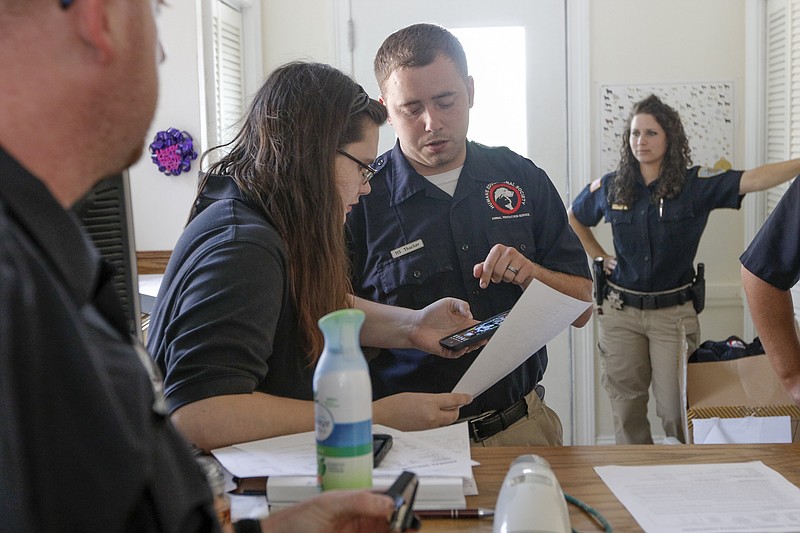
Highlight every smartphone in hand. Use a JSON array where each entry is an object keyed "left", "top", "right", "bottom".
[
  {"left": 439, "top": 310, "right": 510, "bottom": 351},
  {"left": 385, "top": 471, "right": 420, "bottom": 532}
]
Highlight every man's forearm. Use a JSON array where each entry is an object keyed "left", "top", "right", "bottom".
[{"left": 742, "top": 265, "right": 800, "bottom": 406}]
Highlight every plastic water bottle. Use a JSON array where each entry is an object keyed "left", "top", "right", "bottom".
[{"left": 314, "top": 308, "right": 373, "bottom": 490}]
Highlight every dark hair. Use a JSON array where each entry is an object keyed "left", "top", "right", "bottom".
[
  {"left": 196, "top": 61, "right": 387, "bottom": 360},
  {"left": 608, "top": 94, "right": 692, "bottom": 208},
  {"left": 374, "top": 23, "right": 468, "bottom": 93}
]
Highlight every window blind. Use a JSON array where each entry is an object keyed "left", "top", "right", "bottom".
[
  {"left": 765, "top": 0, "right": 800, "bottom": 307},
  {"left": 212, "top": 1, "right": 245, "bottom": 147}
]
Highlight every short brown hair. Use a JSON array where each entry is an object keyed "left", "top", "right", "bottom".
[{"left": 374, "top": 23, "right": 469, "bottom": 93}]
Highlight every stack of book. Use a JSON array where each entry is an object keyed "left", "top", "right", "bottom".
[
  {"left": 212, "top": 423, "right": 476, "bottom": 511},
  {"left": 265, "top": 475, "right": 466, "bottom": 510}
]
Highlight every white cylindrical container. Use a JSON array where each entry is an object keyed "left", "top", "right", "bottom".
[
  {"left": 314, "top": 308, "right": 373, "bottom": 490},
  {"left": 493, "top": 454, "right": 570, "bottom": 533}
]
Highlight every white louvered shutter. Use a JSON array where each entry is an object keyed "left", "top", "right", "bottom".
[
  {"left": 212, "top": 1, "right": 246, "bottom": 147},
  {"left": 765, "top": 0, "right": 800, "bottom": 308}
]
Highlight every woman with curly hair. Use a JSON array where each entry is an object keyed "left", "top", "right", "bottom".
[{"left": 567, "top": 94, "right": 800, "bottom": 444}]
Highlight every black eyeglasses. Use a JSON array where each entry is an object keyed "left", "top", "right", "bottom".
[{"left": 337, "top": 149, "right": 378, "bottom": 185}]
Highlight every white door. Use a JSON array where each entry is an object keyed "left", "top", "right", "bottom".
[{"left": 335, "top": 0, "right": 577, "bottom": 443}]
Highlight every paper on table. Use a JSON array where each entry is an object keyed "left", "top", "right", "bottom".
[
  {"left": 595, "top": 461, "right": 800, "bottom": 532},
  {"left": 453, "top": 279, "right": 591, "bottom": 397},
  {"left": 211, "top": 421, "right": 475, "bottom": 482},
  {"left": 693, "top": 416, "right": 792, "bottom": 444}
]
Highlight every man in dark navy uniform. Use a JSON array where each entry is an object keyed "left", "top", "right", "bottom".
[
  {"left": 741, "top": 178, "right": 800, "bottom": 409},
  {"left": 347, "top": 23, "right": 592, "bottom": 446}
]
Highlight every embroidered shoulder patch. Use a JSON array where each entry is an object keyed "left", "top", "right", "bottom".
[
  {"left": 698, "top": 166, "right": 726, "bottom": 178},
  {"left": 589, "top": 177, "right": 602, "bottom": 193}
]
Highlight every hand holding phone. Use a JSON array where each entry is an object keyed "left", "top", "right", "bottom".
[
  {"left": 385, "top": 471, "right": 420, "bottom": 532},
  {"left": 439, "top": 310, "right": 510, "bottom": 351}
]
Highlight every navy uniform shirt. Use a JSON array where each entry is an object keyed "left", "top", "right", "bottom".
[
  {"left": 347, "top": 141, "right": 590, "bottom": 416},
  {"left": 147, "top": 175, "right": 313, "bottom": 415},
  {"left": 741, "top": 177, "right": 800, "bottom": 290},
  {"left": 571, "top": 166, "right": 743, "bottom": 292}
]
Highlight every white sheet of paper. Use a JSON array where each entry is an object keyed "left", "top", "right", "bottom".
[
  {"left": 211, "top": 422, "right": 474, "bottom": 482},
  {"left": 693, "top": 416, "right": 792, "bottom": 444},
  {"left": 452, "top": 279, "right": 591, "bottom": 397},
  {"left": 595, "top": 461, "right": 800, "bottom": 532},
  {"left": 230, "top": 494, "right": 270, "bottom": 521}
]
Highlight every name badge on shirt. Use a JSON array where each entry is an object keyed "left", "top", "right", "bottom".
[{"left": 391, "top": 239, "right": 424, "bottom": 259}]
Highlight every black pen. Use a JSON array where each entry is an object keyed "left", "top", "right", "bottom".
[{"left": 416, "top": 508, "right": 494, "bottom": 519}]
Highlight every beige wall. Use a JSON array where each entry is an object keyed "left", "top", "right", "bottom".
[
  {"left": 261, "top": 0, "right": 336, "bottom": 73},
  {"left": 128, "top": 2, "right": 204, "bottom": 252}
]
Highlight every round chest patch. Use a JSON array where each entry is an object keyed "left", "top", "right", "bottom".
[{"left": 485, "top": 182, "right": 526, "bottom": 215}]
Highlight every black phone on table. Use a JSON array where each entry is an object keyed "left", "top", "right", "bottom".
[
  {"left": 439, "top": 309, "right": 510, "bottom": 351},
  {"left": 373, "top": 433, "right": 393, "bottom": 467}
]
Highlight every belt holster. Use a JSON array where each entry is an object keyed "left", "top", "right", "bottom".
[
  {"left": 593, "top": 257, "right": 607, "bottom": 306},
  {"left": 690, "top": 263, "right": 706, "bottom": 314}
]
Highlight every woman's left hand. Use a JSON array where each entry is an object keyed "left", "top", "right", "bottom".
[{"left": 409, "top": 298, "right": 481, "bottom": 358}]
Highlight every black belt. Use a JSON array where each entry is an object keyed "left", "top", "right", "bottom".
[
  {"left": 605, "top": 286, "right": 693, "bottom": 310},
  {"left": 467, "top": 385, "right": 543, "bottom": 442}
]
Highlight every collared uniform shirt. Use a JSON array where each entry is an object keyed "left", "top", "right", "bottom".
[
  {"left": 347, "top": 141, "right": 590, "bottom": 417},
  {"left": 147, "top": 175, "right": 312, "bottom": 415},
  {"left": 0, "top": 149, "right": 216, "bottom": 532},
  {"left": 740, "top": 177, "right": 800, "bottom": 290},
  {"left": 570, "top": 166, "right": 743, "bottom": 292}
]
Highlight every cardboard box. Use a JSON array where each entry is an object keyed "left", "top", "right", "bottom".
[{"left": 681, "top": 353, "right": 800, "bottom": 443}]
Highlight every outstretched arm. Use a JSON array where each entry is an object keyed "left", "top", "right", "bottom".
[
  {"left": 172, "top": 390, "right": 471, "bottom": 451},
  {"left": 739, "top": 158, "right": 800, "bottom": 194},
  {"left": 741, "top": 264, "right": 800, "bottom": 406}
]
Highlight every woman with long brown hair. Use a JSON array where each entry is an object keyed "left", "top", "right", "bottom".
[{"left": 147, "top": 61, "right": 475, "bottom": 450}]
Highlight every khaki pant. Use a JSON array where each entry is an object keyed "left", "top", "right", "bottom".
[
  {"left": 597, "top": 301, "right": 699, "bottom": 445},
  {"left": 468, "top": 388, "right": 563, "bottom": 447}
]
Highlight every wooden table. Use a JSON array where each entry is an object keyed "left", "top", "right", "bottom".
[{"left": 422, "top": 444, "right": 800, "bottom": 532}]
